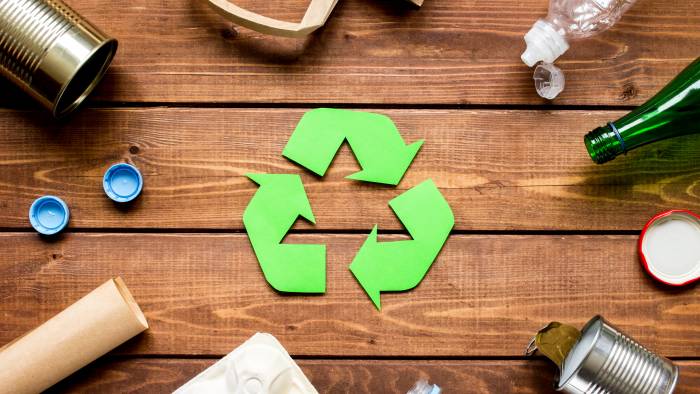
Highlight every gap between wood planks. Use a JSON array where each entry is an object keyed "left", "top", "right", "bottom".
[
  {"left": 0, "top": 101, "right": 641, "bottom": 112},
  {"left": 95, "top": 354, "right": 700, "bottom": 361},
  {"left": 0, "top": 228, "right": 643, "bottom": 235}
]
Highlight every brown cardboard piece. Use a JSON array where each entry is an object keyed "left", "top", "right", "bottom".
[
  {"left": 206, "top": 0, "right": 423, "bottom": 38},
  {"left": 0, "top": 278, "right": 148, "bottom": 394}
]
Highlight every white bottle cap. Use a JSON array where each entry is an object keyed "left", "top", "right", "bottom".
[
  {"left": 533, "top": 62, "right": 565, "bottom": 100},
  {"left": 407, "top": 379, "right": 441, "bottom": 394},
  {"left": 639, "top": 210, "right": 700, "bottom": 286},
  {"left": 174, "top": 333, "right": 318, "bottom": 394},
  {"left": 521, "top": 19, "right": 570, "bottom": 67}
]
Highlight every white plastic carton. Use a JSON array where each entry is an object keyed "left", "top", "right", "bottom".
[{"left": 174, "top": 333, "right": 318, "bottom": 394}]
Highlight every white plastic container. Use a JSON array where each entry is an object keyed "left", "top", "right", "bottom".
[{"left": 174, "top": 333, "right": 318, "bottom": 394}]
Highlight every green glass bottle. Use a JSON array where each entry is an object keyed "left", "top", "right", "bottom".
[{"left": 585, "top": 57, "right": 700, "bottom": 164}]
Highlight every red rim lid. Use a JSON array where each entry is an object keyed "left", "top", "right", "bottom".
[{"left": 639, "top": 210, "right": 700, "bottom": 286}]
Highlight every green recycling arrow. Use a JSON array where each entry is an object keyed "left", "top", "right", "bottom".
[
  {"left": 243, "top": 173, "right": 325, "bottom": 293},
  {"left": 282, "top": 108, "right": 423, "bottom": 185},
  {"left": 349, "top": 179, "right": 454, "bottom": 309}
]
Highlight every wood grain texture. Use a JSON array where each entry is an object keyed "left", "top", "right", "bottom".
[
  {"left": 0, "top": 0, "right": 698, "bottom": 392},
  {"left": 2, "top": 0, "right": 698, "bottom": 106},
  {"left": 45, "top": 357, "right": 700, "bottom": 393},
  {"left": 1, "top": 233, "right": 698, "bottom": 357},
  {"left": 1, "top": 108, "right": 699, "bottom": 231}
]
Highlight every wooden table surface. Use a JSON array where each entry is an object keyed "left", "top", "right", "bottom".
[{"left": 2, "top": 0, "right": 700, "bottom": 392}]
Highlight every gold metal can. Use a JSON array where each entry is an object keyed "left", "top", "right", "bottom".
[{"left": 0, "top": 0, "right": 117, "bottom": 117}]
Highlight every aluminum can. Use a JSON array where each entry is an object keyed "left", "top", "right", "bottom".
[
  {"left": 0, "top": 0, "right": 117, "bottom": 117},
  {"left": 558, "top": 315, "right": 679, "bottom": 394}
]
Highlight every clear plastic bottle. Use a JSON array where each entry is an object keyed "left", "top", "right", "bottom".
[{"left": 521, "top": 0, "right": 637, "bottom": 67}]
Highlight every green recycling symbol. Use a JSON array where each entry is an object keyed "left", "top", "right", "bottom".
[{"left": 243, "top": 108, "right": 454, "bottom": 310}]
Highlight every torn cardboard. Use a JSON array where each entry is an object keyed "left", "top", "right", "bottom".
[{"left": 206, "top": 0, "right": 423, "bottom": 38}]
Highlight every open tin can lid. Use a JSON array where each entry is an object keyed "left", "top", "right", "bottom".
[{"left": 639, "top": 210, "right": 700, "bottom": 286}]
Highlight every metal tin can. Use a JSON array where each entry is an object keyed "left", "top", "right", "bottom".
[
  {"left": 0, "top": 0, "right": 117, "bottom": 117},
  {"left": 558, "top": 316, "right": 678, "bottom": 394}
]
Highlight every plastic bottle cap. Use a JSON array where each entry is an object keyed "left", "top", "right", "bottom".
[
  {"left": 521, "top": 20, "right": 570, "bottom": 67},
  {"left": 533, "top": 62, "right": 565, "bottom": 100},
  {"left": 29, "top": 196, "right": 70, "bottom": 235},
  {"left": 407, "top": 379, "right": 442, "bottom": 394},
  {"left": 639, "top": 210, "right": 700, "bottom": 286},
  {"left": 103, "top": 163, "right": 143, "bottom": 203}
]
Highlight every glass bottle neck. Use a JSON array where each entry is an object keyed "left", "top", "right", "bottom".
[
  {"left": 584, "top": 57, "right": 700, "bottom": 164},
  {"left": 584, "top": 124, "right": 625, "bottom": 164}
]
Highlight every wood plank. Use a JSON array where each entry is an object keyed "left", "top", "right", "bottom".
[
  {"left": 3, "top": 0, "right": 698, "bottom": 106},
  {"left": 45, "top": 358, "right": 700, "bottom": 393},
  {"left": 1, "top": 233, "right": 698, "bottom": 357},
  {"left": 1, "top": 108, "right": 699, "bottom": 231}
]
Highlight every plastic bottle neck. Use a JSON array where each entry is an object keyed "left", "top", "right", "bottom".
[
  {"left": 584, "top": 123, "right": 626, "bottom": 164},
  {"left": 521, "top": 19, "right": 570, "bottom": 67}
]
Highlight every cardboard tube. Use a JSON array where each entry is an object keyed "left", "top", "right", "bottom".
[{"left": 0, "top": 277, "right": 149, "bottom": 394}]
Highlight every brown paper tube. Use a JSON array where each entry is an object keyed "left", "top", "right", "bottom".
[{"left": 0, "top": 277, "right": 148, "bottom": 394}]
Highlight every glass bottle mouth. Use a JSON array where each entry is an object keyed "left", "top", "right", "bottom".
[{"left": 584, "top": 125, "right": 625, "bottom": 164}]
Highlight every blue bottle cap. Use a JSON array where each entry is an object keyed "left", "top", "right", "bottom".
[
  {"left": 103, "top": 163, "right": 143, "bottom": 203},
  {"left": 29, "top": 196, "right": 70, "bottom": 235}
]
